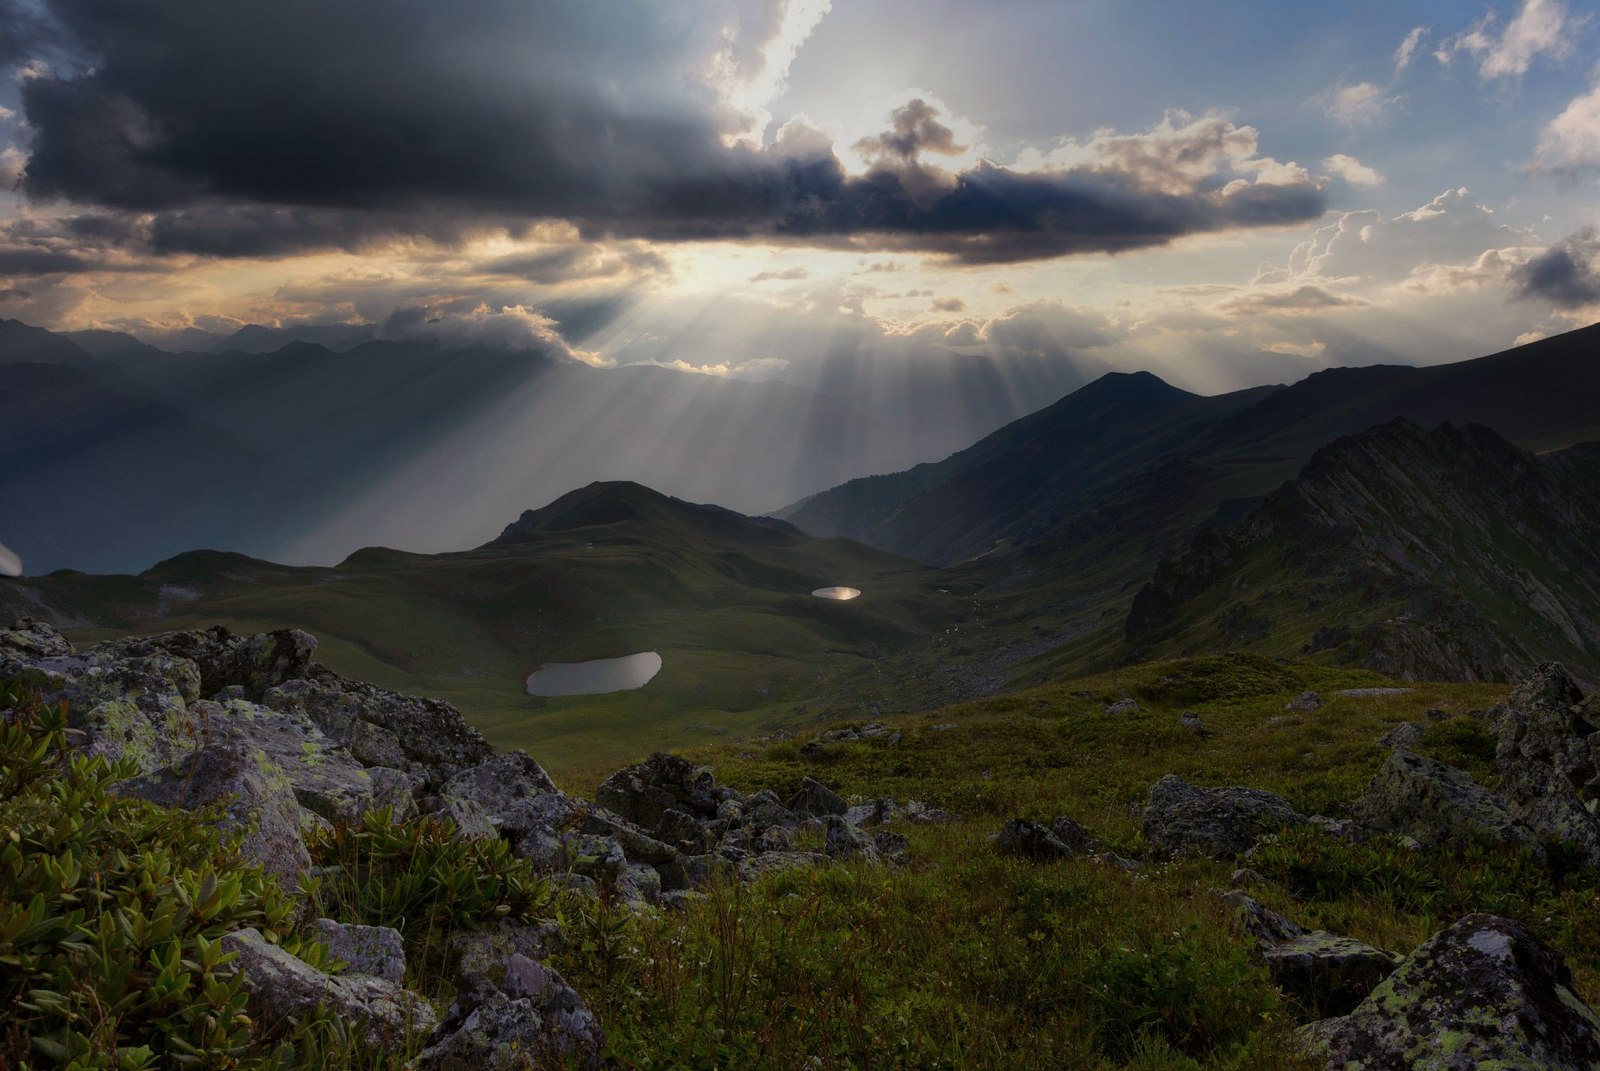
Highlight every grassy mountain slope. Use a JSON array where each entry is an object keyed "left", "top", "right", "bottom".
[
  {"left": 0, "top": 482, "right": 958, "bottom": 768},
  {"left": 1126, "top": 421, "right": 1600, "bottom": 683}
]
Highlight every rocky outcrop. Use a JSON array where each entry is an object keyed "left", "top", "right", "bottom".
[
  {"left": 1491, "top": 663, "right": 1600, "bottom": 865},
  {"left": 418, "top": 954, "right": 603, "bottom": 1070},
  {"left": 1304, "top": 914, "right": 1600, "bottom": 1070},
  {"left": 1126, "top": 420, "right": 1600, "bottom": 683},
  {"left": 221, "top": 928, "right": 436, "bottom": 1046},
  {"left": 112, "top": 743, "right": 311, "bottom": 885},
  {"left": 311, "top": 919, "right": 407, "bottom": 985},
  {"left": 1353, "top": 749, "right": 1544, "bottom": 857},
  {"left": 1142, "top": 774, "right": 1309, "bottom": 859},
  {"left": 1213, "top": 891, "right": 1398, "bottom": 1016}
]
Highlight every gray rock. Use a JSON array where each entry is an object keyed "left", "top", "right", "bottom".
[
  {"left": 262, "top": 667, "right": 494, "bottom": 787},
  {"left": 221, "top": 928, "right": 436, "bottom": 1046},
  {"left": 1179, "top": 711, "right": 1208, "bottom": 736},
  {"left": 1264, "top": 932, "right": 1399, "bottom": 1017},
  {"left": 188, "top": 697, "right": 379, "bottom": 824},
  {"left": 580, "top": 807, "right": 680, "bottom": 865},
  {"left": 0, "top": 618, "right": 72, "bottom": 660},
  {"left": 113, "top": 742, "right": 310, "bottom": 886},
  {"left": 618, "top": 863, "right": 662, "bottom": 906},
  {"left": 995, "top": 818, "right": 1079, "bottom": 862},
  {"left": 449, "top": 922, "right": 567, "bottom": 1009},
  {"left": 823, "top": 814, "right": 876, "bottom": 861},
  {"left": 1499, "top": 763, "right": 1600, "bottom": 867},
  {"left": 1142, "top": 774, "right": 1309, "bottom": 859},
  {"left": 872, "top": 830, "right": 910, "bottom": 866},
  {"left": 737, "top": 851, "right": 829, "bottom": 880},
  {"left": 787, "top": 777, "right": 849, "bottom": 817},
  {"left": 658, "top": 853, "right": 737, "bottom": 892},
  {"left": 1352, "top": 749, "right": 1543, "bottom": 859},
  {"left": 1286, "top": 691, "right": 1326, "bottom": 713},
  {"left": 595, "top": 753, "right": 720, "bottom": 838},
  {"left": 420, "top": 954, "right": 602, "bottom": 1071},
  {"left": 1212, "top": 889, "right": 1306, "bottom": 948},
  {"left": 311, "top": 919, "right": 406, "bottom": 984},
  {"left": 1104, "top": 697, "right": 1141, "bottom": 716},
  {"left": 1377, "top": 722, "right": 1426, "bottom": 750},
  {"left": 1304, "top": 914, "right": 1600, "bottom": 1070},
  {"left": 1213, "top": 891, "right": 1397, "bottom": 1017},
  {"left": 91, "top": 626, "right": 315, "bottom": 700},
  {"left": 440, "top": 751, "right": 580, "bottom": 844}
]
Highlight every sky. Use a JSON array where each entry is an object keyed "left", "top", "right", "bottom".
[{"left": 1, "top": 0, "right": 1599, "bottom": 396}]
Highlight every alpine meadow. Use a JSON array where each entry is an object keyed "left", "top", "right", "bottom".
[{"left": 4, "top": 2, "right": 1600, "bottom": 1069}]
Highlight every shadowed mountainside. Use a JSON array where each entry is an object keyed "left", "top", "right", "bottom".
[{"left": 1126, "top": 420, "right": 1600, "bottom": 683}]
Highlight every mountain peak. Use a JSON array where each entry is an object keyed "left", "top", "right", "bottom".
[{"left": 492, "top": 481, "right": 799, "bottom": 544}]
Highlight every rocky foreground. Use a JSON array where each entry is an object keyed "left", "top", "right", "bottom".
[{"left": 4, "top": 619, "right": 1600, "bottom": 1069}]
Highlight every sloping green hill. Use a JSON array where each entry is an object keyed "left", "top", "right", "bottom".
[{"left": 0, "top": 482, "right": 956, "bottom": 768}]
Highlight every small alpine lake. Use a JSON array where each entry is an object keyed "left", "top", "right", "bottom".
[
  {"left": 526, "top": 651, "right": 663, "bottom": 696},
  {"left": 812, "top": 586, "right": 861, "bottom": 600}
]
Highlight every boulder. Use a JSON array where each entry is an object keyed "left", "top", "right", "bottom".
[
  {"left": 787, "top": 777, "right": 849, "bottom": 817},
  {"left": 1104, "top": 697, "right": 1140, "bottom": 716},
  {"left": 595, "top": 753, "right": 720, "bottom": 836},
  {"left": 1179, "top": 711, "right": 1208, "bottom": 736},
  {"left": 824, "top": 815, "right": 876, "bottom": 861},
  {"left": 1497, "top": 665, "right": 1598, "bottom": 796},
  {"left": 113, "top": 742, "right": 311, "bottom": 886},
  {"left": 1213, "top": 891, "right": 1398, "bottom": 1017},
  {"left": 1286, "top": 691, "right": 1326, "bottom": 713},
  {"left": 439, "top": 751, "right": 580, "bottom": 844},
  {"left": 262, "top": 667, "right": 494, "bottom": 787},
  {"left": 1264, "top": 933, "right": 1399, "bottom": 1018},
  {"left": 1304, "top": 914, "right": 1600, "bottom": 1070},
  {"left": 419, "top": 954, "right": 603, "bottom": 1071},
  {"left": 221, "top": 928, "right": 436, "bottom": 1046},
  {"left": 1377, "top": 722, "right": 1426, "bottom": 750},
  {"left": 1142, "top": 774, "right": 1308, "bottom": 859},
  {"left": 996, "top": 818, "right": 1086, "bottom": 863},
  {"left": 737, "top": 851, "right": 830, "bottom": 880},
  {"left": 311, "top": 919, "right": 407, "bottom": 984},
  {"left": 91, "top": 626, "right": 314, "bottom": 699},
  {"left": 1352, "top": 750, "right": 1543, "bottom": 858},
  {"left": 189, "top": 697, "right": 384, "bottom": 824}
]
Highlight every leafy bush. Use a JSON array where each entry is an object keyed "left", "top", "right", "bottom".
[
  {"left": 301, "top": 809, "right": 554, "bottom": 988},
  {"left": 0, "top": 679, "right": 321, "bottom": 1069}
]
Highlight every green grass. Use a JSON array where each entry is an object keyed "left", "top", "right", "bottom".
[{"left": 544, "top": 654, "right": 1599, "bottom": 1070}]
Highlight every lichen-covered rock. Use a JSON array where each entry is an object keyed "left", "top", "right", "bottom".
[
  {"left": 659, "top": 852, "right": 738, "bottom": 891},
  {"left": 262, "top": 666, "right": 494, "bottom": 787},
  {"left": 1497, "top": 664, "right": 1597, "bottom": 797},
  {"left": 439, "top": 751, "right": 580, "bottom": 844},
  {"left": 1213, "top": 891, "right": 1399, "bottom": 1017},
  {"left": 823, "top": 814, "right": 876, "bottom": 861},
  {"left": 221, "top": 928, "right": 436, "bottom": 1046},
  {"left": 787, "top": 777, "right": 848, "bottom": 817},
  {"left": 1352, "top": 750, "right": 1543, "bottom": 858},
  {"left": 449, "top": 922, "right": 567, "bottom": 1008},
  {"left": 995, "top": 818, "right": 1080, "bottom": 863},
  {"left": 92, "top": 626, "right": 314, "bottom": 699},
  {"left": 1264, "top": 932, "right": 1399, "bottom": 1018},
  {"left": 1212, "top": 889, "right": 1307, "bottom": 948},
  {"left": 1142, "top": 774, "right": 1308, "bottom": 859},
  {"left": 0, "top": 617, "right": 72, "bottom": 661},
  {"left": 418, "top": 954, "right": 603, "bottom": 1071},
  {"left": 1378, "top": 722, "right": 1426, "bottom": 750},
  {"left": 1498, "top": 763, "right": 1600, "bottom": 867},
  {"left": 1287, "top": 691, "right": 1326, "bottom": 713},
  {"left": 595, "top": 752, "right": 721, "bottom": 835},
  {"left": 311, "top": 919, "right": 407, "bottom": 984},
  {"left": 1304, "top": 914, "right": 1600, "bottom": 1070},
  {"left": 189, "top": 697, "right": 382, "bottom": 824},
  {"left": 737, "top": 851, "right": 829, "bottom": 880},
  {"left": 19, "top": 649, "right": 203, "bottom": 773},
  {"left": 1105, "top": 697, "right": 1140, "bottom": 716},
  {"left": 112, "top": 743, "right": 311, "bottom": 885}
]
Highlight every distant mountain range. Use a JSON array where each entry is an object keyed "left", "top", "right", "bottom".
[
  {"left": 781, "top": 323, "right": 1600, "bottom": 568},
  {"left": 0, "top": 317, "right": 1086, "bottom": 574},
  {"left": 5, "top": 318, "right": 1600, "bottom": 734}
]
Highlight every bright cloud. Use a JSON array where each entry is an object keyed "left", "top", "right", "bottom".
[
  {"left": 1322, "top": 154, "right": 1385, "bottom": 188},
  {"left": 1442, "top": 0, "right": 1575, "bottom": 81}
]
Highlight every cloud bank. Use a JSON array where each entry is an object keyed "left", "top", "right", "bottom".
[{"left": 0, "top": 0, "right": 1326, "bottom": 267}]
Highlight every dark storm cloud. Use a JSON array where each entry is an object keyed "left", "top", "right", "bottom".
[
  {"left": 1512, "top": 229, "right": 1600, "bottom": 309},
  {"left": 8, "top": 1, "right": 1327, "bottom": 265}
]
